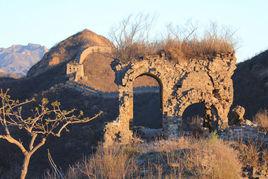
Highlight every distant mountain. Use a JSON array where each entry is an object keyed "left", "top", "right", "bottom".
[
  {"left": 0, "top": 43, "right": 47, "bottom": 78},
  {"left": 233, "top": 50, "right": 268, "bottom": 118}
]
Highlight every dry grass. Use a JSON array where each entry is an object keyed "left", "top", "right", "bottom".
[
  {"left": 59, "top": 137, "right": 242, "bottom": 179},
  {"left": 231, "top": 141, "right": 260, "bottom": 169},
  {"left": 64, "top": 145, "right": 138, "bottom": 179},
  {"left": 184, "top": 139, "right": 241, "bottom": 178},
  {"left": 110, "top": 15, "right": 235, "bottom": 63},
  {"left": 230, "top": 140, "right": 268, "bottom": 177},
  {"left": 113, "top": 36, "right": 234, "bottom": 64},
  {"left": 254, "top": 109, "right": 268, "bottom": 132}
]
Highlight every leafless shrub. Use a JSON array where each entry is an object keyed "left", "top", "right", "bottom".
[
  {"left": 109, "top": 14, "right": 157, "bottom": 63},
  {"left": 254, "top": 109, "right": 268, "bottom": 132}
]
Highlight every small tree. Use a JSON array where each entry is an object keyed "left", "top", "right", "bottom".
[{"left": 0, "top": 90, "right": 102, "bottom": 179}]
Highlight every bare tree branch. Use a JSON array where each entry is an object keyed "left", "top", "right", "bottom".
[
  {"left": 0, "top": 135, "right": 28, "bottom": 155},
  {"left": 54, "top": 111, "right": 103, "bottom": 137},
  {"left": 29, "top": 133, "right": 37, "bottom": 151}
]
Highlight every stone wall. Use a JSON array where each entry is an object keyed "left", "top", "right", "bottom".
[
  {"left": 220, "top": 125, "right": 268, "bottom": 147},
  {"left": 78, "top": 46, "right": 112, "bottom": 64},
  {"left": 66, "top": 46, "right": 112, "bottom": 82},
  {"left": 66, "top": 62, "right": 84, "bottom": 81},
  {"left": 104, "top": 52, "right": 237, "bottom": 145}
]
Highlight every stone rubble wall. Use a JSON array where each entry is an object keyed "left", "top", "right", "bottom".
[
  {"left": 220, "top": 125, "right": 268, "bottom": 147},
  {"left": 104, "top": 52, "right": 237, "bottom": 145}
]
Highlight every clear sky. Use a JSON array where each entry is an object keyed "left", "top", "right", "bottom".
[{"left": 0, "top": 0, "right": 268, "bottom": 62}]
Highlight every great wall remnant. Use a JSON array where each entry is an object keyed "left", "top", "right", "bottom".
[
  {"left": 104, "top": 52, "right": 237, "bottom": 145},
  {"left": 66, "top": 46, "right": 112, "bottom": 81}
]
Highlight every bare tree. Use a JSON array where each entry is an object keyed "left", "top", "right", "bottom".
[
  {"left": 109, "top": 14, "right": 155, "bottom": 62},
  {"left": 0, "top": 90, "right": 102, "bottom": 179}
]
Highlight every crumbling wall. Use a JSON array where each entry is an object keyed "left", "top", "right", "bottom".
[
  {"left": 66, "top": 62, "right": 84, "bottom": 81},
  {"left": 104, "top": 52, "right": 236, "bottom": 145}
]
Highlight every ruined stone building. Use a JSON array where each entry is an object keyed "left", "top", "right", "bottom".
[{"left": 104, "top": 52, "right": 237, "bottom": 144}]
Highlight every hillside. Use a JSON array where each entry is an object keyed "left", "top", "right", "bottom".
[
  {"left": 27, "top": 29, "right": 114, "bottom": 77},
  {"left": 0, "top": 44, "right": 47, "bottom": 78},
  {"left": 233, "top": 50, "right": 268, "bottom": 118}
]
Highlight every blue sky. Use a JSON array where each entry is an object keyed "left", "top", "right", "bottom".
[{"left": 0, "top": 0, "right": 268, "bottom": 62}]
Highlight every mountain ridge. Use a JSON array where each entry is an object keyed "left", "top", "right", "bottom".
[{"left": 0, "top": 43, "right": 47, "bottom": 78}]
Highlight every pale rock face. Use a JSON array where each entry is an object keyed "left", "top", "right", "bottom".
[
  {"left": 0, "top": 43, "right": 47, "bottom": 78},
  {"left": 104, "top": 52, "right": 237, "bottom": 145}
]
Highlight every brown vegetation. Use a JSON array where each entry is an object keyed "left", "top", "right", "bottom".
[
  {"left": 230, "top": 140, "right": 268, "bottom": 177},
  {"left": 50, "top": 137, "right": 241, "bottom": 179},
  {"left": 110, "top": 15, "right": 235, "bottom": 63},
  {"left": 254, "top": 109, "right": 268, "bottom": 132}
]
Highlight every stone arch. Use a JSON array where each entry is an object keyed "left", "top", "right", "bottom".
[
  {"left": 118, "top": 68, "right": 168, "bottom": 127},
  {"left": 66, "top": 46, "right": 112, "bottom": 81},
  {"left": 177, "top": 90, "right": 210, "bottom": 116},
  {"left": 132, "top": 73, "right": 163, "bottom": 129},
  {"left": 181, "top": 102, "right": 206, "bottom": 135},
  {"left": 182, "top": 102, "right": 206, "bottom": 121},
  {"left": 177, "top": 90, "right": 222, "bottom": 132},
  {"left": 116, "top": 57, "right": 176, "bottom": 126}
]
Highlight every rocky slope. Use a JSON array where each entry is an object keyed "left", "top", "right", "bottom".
[
  {"left": 0, "top": 44, "right": 47, "bottom": 78},
  {"left": 233, "top": 50, "right": 268, "bottom": 118}
]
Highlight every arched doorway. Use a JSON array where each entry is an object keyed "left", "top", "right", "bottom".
[
  {"left": 131, "top": 73, "right": 163, "bottom": 132},
  {"left": 181, "top": 102, "right": 206, "bottom": 135}
]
